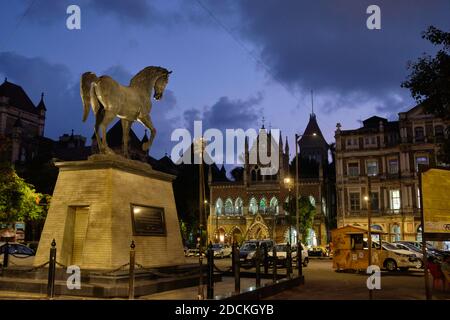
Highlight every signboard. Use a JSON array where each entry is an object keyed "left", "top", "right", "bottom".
[
  {"left": 131, "top": 204, "right": 166, "bottom": 236},
  {"left": 421, "top": 168, "right": 450, "bottom": 234}
]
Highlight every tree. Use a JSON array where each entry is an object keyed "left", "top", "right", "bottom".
[
  {"left": 402, "top": 26, "right": 450, "bottom": 162},
  {"left": 0, "top": 163, "right": 49, "bottom": 227},
  {"left": 284, "top": 195, "right": 316, "bottom": 243}
]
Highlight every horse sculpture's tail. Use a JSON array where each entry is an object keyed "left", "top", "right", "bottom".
[{"left": 80, "top": 72, "right": 99, "bottom": 122}]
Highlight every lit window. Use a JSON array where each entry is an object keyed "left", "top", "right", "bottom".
[
  {"left": 366, "top": 160, "right": 378, "bottom": 176},
  {"left": 349, "top": 192, "right": 360, "bottom": 211},
  {"left": 224, "top": 198, "right": 233, "bottom": 215},
  {"left": 415, "top": 156, "right": 429, "bottom": 172},
  {"left": 389, "top": 189, "right": 401, "bottom": 211},
  {"left": 249, "top": 197, "right": 258, "bottom": 214},
  {"left": 388, "top": 159, "right": 399, "bottom": 174},
  {"left": 348, "top": 163, "right": 359, "bottom": 177}
]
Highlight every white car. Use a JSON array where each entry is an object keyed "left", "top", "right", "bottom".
[
  {"left": 379, "top": 242, "right": 420, "bottom": 271},
  {"left": 392, "top": 242, "right": 423, "bottom": 269},
  {"left": 268, "top": 243, "right": 309, "bottom": 267},
  {"left": 212, "top": 243, "right": 232, "bottom": 258}
]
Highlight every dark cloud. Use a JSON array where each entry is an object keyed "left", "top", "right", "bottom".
[
  {"left": 0, "top": 51, "right": 181, "bottom": 158},
  {"left": 205, "top": 0, "right": 450, "bottom": 113},
  {"left": 19, "top": 0, "right": 182, "bottom": 27},
  {"left": 183, "top": 93, "right": 263, "bottom": 133}
]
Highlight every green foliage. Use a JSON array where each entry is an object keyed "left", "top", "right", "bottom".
[
  {"left": 402, "top": 26, "right": 450, "bottom": 163},
  {"left": 283, "top": 195, "right": 316, "bottom": 243},
  {"left": 0, "top": 163, "right": 49, "bottom": 224}
]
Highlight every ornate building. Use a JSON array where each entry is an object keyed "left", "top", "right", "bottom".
[
  {"left": 207, "top": 113, "right": 335, "bottom": 246},
  {"left": 335, "top": 105, "right": 449, "bottom": 242},
  {"left": 0, "top": 78, "right": 46, "bottom": 163}
]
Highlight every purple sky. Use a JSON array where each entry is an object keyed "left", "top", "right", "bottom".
[{"left": 1, "top": 0, "right": 449, "bottom": 161}]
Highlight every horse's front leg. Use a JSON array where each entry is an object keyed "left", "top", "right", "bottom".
[
  {"left": 121, "top": 119, "right": 131, "bottom": 158},
  {"left": 139, "top": 114, "right": 156, "bottom": 152}
]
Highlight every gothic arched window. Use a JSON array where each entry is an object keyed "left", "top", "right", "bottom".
[
  {"left": 215, "top": 198, "right": 223, "bottom": 216},
  {"left": 224, "top": 198, "right": 234, "bottom": 215},
  {"left": 249, "top": 197, "right": 258, "bottom": 214},
  {"left": 234, "top": 198, "right": 243, "bottom": 215}
]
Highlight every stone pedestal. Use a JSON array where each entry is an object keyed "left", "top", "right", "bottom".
[{"left": 34, "top": 154, "right": 186, "bottom": 270}]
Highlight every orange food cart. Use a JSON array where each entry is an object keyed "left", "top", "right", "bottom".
[{"left": 331, "top": 225, "right": 386, "bottom": 271}]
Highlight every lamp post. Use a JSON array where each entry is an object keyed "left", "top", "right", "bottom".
[
  {"left": 364, "top": 175, "right": 373, "bottom": 300},
  {"left": 284, "top": 177, "right": 294, "bottom": 244}
]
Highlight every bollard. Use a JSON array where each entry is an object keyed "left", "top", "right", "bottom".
[
  {"left": 128, "top": 240, "right": 135, "bottom": 300},
  {"left": 234, "top": 245, "right": 240, "bottom": 294},
  {"left": 207, "top": 242, "right": 214, "bottom": 299},
  {"left": 297, "top": 241, "right": 303, "bottom": 277},
  {"left": 286, "top": 242, "right": 292, "bottom": 279},
  {"left": 47, "top": 239, "right": 57, "bottom": 298},
  {"left": 2, "top": 241, "right": 9, "bottom": 269},
  {"left": 272, "top": 245, "right": 277, "bottom": 283},
  {"left": 255, "top": 243, "right": 261, "bottom": 288},
  {"left": 263, "top": 245, "right": 269, "bottom": 275}
]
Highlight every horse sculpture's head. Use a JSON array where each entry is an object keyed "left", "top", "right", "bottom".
[{"left": 154, "top": 70, "right": 172, "bottom": 100}]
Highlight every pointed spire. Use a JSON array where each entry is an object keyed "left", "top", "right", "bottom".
[
  {"left": 3, "top": 77, "right": 7, "bottom": 83},
  {"left": 310, "top": 89, "right": 315, "bottom": 117},
  {"left": 284, "top": 136, "right": 289, "bottom": 154},
  {"left": 37, "top": 92, "right": 46, "bottom": 111},
  {"left": 261, "top": 116, "right": 265, "bottom": 130}
]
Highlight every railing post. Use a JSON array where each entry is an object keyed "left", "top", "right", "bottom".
[
  {"left": 286, "top": 242, "right": 292, "bottom": 279},
  {"left": 263, "top": 245, "right": 269, "bottom": 275},
  {"left": 2, "top": 241, "right": 9, "bottom": 269},
  {"left": 297, "top": 241, "right": 303, "bottom": 277},
  {"left": 207, "top": 242, "right": 214, "bottom": 299},
  {"left": 231, "top": 241, "right": 236, "bottom": 274},
  {"left": 197, "top": 236, "right": 204, "bottom": 300},
  {"left": 255, "top": 243, "right": 261, "bottom": 288},
  {"left": 272, "top": 245, "right": 277, "bottom": 283},
  {"left": 47, "top": 239, "right": 57, "bottom": 299},
  {"left": 128, "top": 240, "right": 135, "bottom": 300},
  {"left": 234, "top": 244, "right": 240, "bottom": 294}
]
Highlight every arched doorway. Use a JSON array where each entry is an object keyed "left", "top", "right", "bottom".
[
  {"left": 230, "top": 227, "right": 243, "bottom": 244},
  {"left": 391, "top": 224, "right": 401, "bottom": 242},
  {"left": 214, "top": 227, "right": 226, "bottom": 244},
  {"left": 247, "top": 222, "right": 269, "bottom": 240},
  {"left": 416, "top": 224, "right": 422, "bottom": 242},
  {"left": 305, "top": 228, "right": 317, "bottom": 247},
  {"left": 371, "top": 224, "right": 383, "bottom": 242}
]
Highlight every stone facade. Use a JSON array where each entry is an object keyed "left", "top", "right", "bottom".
[
  {"left": 207, "top": 114, "right": 335, "bottom": 246},
  {"left": 335, "top": 105, "right": 449, "bottom": 242},
  {"left": 34, "top": 154, "right": 185, "bottom": 270}
]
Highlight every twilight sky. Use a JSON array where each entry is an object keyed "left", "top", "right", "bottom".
[{"left": 1, "top": 0, "right": 449, "bottom": 162}]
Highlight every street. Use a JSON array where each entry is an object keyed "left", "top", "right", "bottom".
[{"left": 209, "top": 257, "right": 449, "bottom": 300}]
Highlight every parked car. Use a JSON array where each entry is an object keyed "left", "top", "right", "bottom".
[
  {"left": 375, "top": 241, "right": 419, "bottom": 271},
  {"left": 212, "top": 243, "right": 232, "bottom": 258},
  {"left": 239, "top": 240, "right": 274, "bottom": 267},
  {"left": 395, "top": 241, "right": 449, "bottom": 260},
  {"left": 308, "top": 245, "right": 329, "bottom": 257},
  {"left": 0, "top": 242, "right": 35, "bottom": 267},
  {"left": 268, "top": 243, "right": 309, "bottom": 267},
  {"left": 184, "top": 248, "right": 205, "bottom": 257},
  {"left": 393, "top": 242, "right": 423, "bottom": 268}
]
